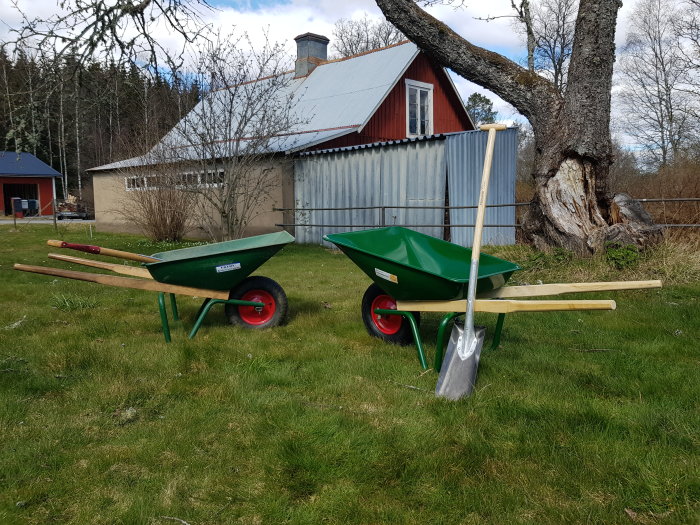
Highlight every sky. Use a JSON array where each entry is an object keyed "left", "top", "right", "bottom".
[{"left": 0, "top": 0, "right": 640, "bottom": 123}]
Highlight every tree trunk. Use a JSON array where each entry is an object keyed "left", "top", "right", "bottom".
[
  {"left": 74, "top": 74, "right": 82, "bottom": 200},
  {"left": 375, "top": 0, "right": 661, "bottom": 254},
  {"left": 525, "top": 0, "right": 617, "bottom": 253}
]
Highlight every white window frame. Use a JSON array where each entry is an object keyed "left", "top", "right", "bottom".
[
  {"left": 405, "top": 79, "right": 434, "bottom": 137},
  {"left": 125, "top": 169, "right": 225, "bottom": 191},
  {"left": 125, "top": 176, "right": 146, "bottom": 191}
]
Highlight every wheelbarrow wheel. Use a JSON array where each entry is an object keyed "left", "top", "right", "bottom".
[
  {"left": 226, "top": 276, "right": 288, "bottom": 329},
  {"left": 361, "top": 283, "right": 419, "bottom": 346}
]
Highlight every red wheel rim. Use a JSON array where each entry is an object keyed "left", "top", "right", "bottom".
[
  {"left": 238, "top": 289, "right": 276, "bottom": 325},
  {"left": 370, "top": 294, "right": 402, "bottom": 335}
]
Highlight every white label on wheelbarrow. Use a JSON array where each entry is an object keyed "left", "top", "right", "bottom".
[
  {"left": 375, "top": 268, "right": 398, "bottom": 284},
  {"left": 215, "top": 262, "right": 241, "bottom": 273}
]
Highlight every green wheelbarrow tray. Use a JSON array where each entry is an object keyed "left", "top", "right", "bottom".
[
  {"left": 146, "top": 231, "right": 295, "bottom": 291},
  {"left": 323, "top": 227, "right": 521, "bottom": 300}
]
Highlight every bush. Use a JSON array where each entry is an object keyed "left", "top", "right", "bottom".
[{"left": 604, "top": 241, "right": 640, "bottom": 270}]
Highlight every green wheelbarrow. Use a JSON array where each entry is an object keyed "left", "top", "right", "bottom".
[
  {"left": 325, "top": 226, "right": 660, "bottom": 371},
  {"left": 14, "top": 231, "right": 295, "bottom": 341}
]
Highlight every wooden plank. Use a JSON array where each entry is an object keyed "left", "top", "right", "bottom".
[
  {"left": 48, "top": 253, "right": 153, "bottom": 279},
  {"left": 396, "top": 298, "right": 616, "bottom": 314},
  {"left": 478, "top": 280, "right": 662, "bottom": 298},
  {"left": 14, "top": 264, "right": 229, "bottom": 299}
]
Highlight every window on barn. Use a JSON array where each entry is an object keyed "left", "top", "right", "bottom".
[
  {"left": 405, "top": 79, "right": 433, "bottom": 137},
  {"left": 202, "top": 169, "right": 225, "bottom": 187},
  {"left": 173, "top": 172, "right": 194, "bottom": 188},
  {"left": 148, "top": 175, "right": 166, "bottom": 188},
  {"left": 125, "top": 176, "right": 146, "bottom": 191}
]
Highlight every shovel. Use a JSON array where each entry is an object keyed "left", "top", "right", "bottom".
[{"left": 435, "top": 123, "right": 507, "bottom": 400}]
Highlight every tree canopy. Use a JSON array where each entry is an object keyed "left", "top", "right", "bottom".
[{"left": 464, "top": 93, "right": 496, "bottom": 126}]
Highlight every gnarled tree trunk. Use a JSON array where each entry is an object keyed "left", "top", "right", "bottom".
[{"left": 375, "top": 0, "right": 661, "bottom": 254}]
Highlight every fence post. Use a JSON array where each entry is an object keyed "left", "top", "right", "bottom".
[{"left": 380, "top": 206, "right": 385, "bottom": 227}]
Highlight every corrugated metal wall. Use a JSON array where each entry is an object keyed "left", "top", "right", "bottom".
[
  {"left": 293, "top": 129, "right": 516, "bottom": 246},
  {"left": 446, "top": 128, "right": 517, "bottom": 246},
  {"left": 294, "top": 139, "right": 446, "bottom": 243}
]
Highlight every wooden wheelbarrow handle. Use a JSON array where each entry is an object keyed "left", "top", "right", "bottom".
[
  {"left": 397, "top": 298, "right": 617, "bottom": 314},
  {"left": 48, "top": 253, "right": 153, "bottom": 279},
  {"left": 47, "top": 240, "right": 159, "bottom": 263},
  {"left": 14, "top": 263, "right": 228, "bottom": 299},
  {"left": 480, "top": 280, "right": 662, "bottom": 298}
]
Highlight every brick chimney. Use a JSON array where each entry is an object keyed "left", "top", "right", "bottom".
[{"left": 294, "top": 33, "right": 330, "bottom": 77}]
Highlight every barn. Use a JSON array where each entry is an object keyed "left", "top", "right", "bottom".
[
  {"left": 89, "top": 34, "right": 516, "bottom": 243},
  {"left": 0, "top": 151, "right": 61, "bottom": 217}
]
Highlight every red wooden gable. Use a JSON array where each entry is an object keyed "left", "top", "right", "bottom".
[{"left": 307, "top": 52, "right": 473, "bottom": 151}]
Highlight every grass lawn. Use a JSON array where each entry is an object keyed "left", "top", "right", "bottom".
[{"left": 0, "top": 224, "right": 698, "bottom": 524}]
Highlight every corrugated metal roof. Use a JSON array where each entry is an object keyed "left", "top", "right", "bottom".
[
  {"left": 0, "top": 151, "right": 62, "bottom": 177},
  {"left": 90, "top": 42, "right": 420, "bottom": 172},
  {"left": 86, "top": 154, "right": 159, "bottom": 172},
  {"left": 299, "top": 133, "right": 448, "bottom": 156}
]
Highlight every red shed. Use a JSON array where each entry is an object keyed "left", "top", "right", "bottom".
[{"left": 0, "top": 152, "right": 61, "bottom": 216}]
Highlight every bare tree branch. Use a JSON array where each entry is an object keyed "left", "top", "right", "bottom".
[
  {"left": 8, "top": 0, "right": 214, "bottom": 72},
  {"left": 156, "top": 32, "right": 303, "bottom": 240},
  {"left": 332, "top": 14, "right": 405, "bottom": 58},
  {"left": 618, "top": 0, "right": 695, "bottom": 168}
]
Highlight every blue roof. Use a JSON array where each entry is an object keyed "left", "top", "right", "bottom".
[{"left": 0, "top": 151, "right": 62, "bottom": 177}]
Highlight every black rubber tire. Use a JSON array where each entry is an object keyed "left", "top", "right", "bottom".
[
  {"left": 225, "top": 276, "right": 288, "bottom": 329},
  {"left": 361, "top": 283, "right": 420, "bottom": 346}
]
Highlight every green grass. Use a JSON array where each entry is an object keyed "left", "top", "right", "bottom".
[{"left": 0, "top": 225, "right": 698, "bottom": 524}]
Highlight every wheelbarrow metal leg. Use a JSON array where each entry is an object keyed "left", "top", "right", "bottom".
[
  {"left": 189, "top": 298, "right": 266, "bottom": 339},
  {"left": 158, "top": 292, "right": 171, "bottom": 343},
  {"left": 194, "top": 298, "right": 212, "bottom": 322},
  {"left": 373, "top": 308, "right": 427, "bottom": 370},
  {"left": 189, "top": 299, "right": 219, "bottom": 339},
  {"left": 169, "top": 293, "right": 179, "bottom": 321},
  {"left": 491, "top": 313, "right": 506, "bottom": 350}
]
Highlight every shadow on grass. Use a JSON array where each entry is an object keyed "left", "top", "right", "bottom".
[{"left": 286, "top": 297, "right": 325, "bottom": 321}]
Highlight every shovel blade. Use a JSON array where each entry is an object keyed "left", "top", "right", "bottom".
[{"left": 435, "top": 322, "right": 486, "bottom": 400}]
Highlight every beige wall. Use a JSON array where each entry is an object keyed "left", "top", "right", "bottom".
[{"left": 92, "top": 159, "right": 295, "bottom": 240}]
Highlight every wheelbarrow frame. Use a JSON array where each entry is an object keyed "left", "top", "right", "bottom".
[
  {"left": 14, "top": 262, "right": 276, "bottom": 341},
  {"left": 324, "top": 227, "right": 662, "bottom": 371},
  {"left": 15, "top": 232, "right": 295, "bottom": 341}
]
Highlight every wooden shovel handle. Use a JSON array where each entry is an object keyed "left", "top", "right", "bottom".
[
  {"left": 47, "top": 240, "right": 159, "bottom": 263},
  {"left": 471, "top": 125, "right": 505, "bottom": 259},
  {"left": 479, "top": 123, "right": 508, "bottom": 131}
]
